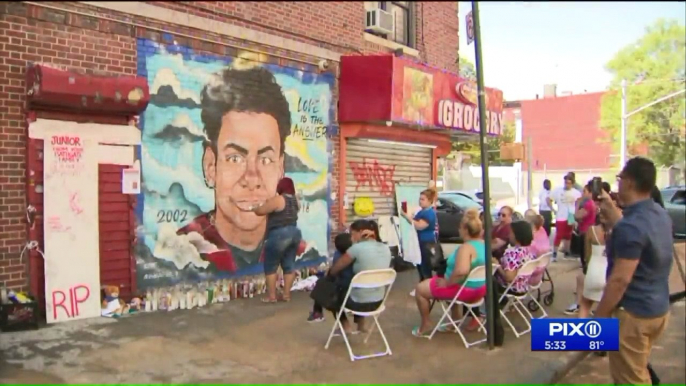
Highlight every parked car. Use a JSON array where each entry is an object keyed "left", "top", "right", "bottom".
[
  {"left": 436, "top": 192, "right": 522, "bottom": 243},
  {"left": 436, "top": 193, "right": 480, "bottom": 243},
  {"left": 441, "top": 190, "right": 483, "bottom": 205},
  {"left": 662, "top": 186, "right": 686, "bottom": 239},
  {"left": 441, "top": 190, "right": 497, "bottom": 221}
]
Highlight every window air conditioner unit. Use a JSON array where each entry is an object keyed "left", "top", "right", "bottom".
[{"left": 366, "top": 9, "right": 394, "bottom": 35}]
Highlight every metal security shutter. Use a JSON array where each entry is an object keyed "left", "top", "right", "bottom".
[{"left": 345, "top": 138, "right": 432, "bottom": 223}]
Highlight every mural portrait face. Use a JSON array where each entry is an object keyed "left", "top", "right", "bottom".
[
  {"left": 136, "top": 39, "right": 334, "bottom": 287},
  {"left": 197, "top": 65, "right": 293, "bottom": 253},
  {"left": 203, "top": 111, "right": 284, "bottom": 241}
]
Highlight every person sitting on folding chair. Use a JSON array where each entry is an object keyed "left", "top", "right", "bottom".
[
  {"left": 492, "top": 221, "right": 535, "bottom": 306},
  {"left": 525, "top": 210, "right": 551, "bottom": 258},
  {"left": 308, "top": 232, "right": 354, "bottom": 323},
  {"left": 411, "top": 208, "right": 486, "bottom": 337},
  {"left": 326, "top": 220, "right": 392, "bottom": 335}
]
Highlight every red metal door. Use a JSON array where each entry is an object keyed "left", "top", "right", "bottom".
[{"left": 99, "top": 164, "right": 137, "bottom": 299}]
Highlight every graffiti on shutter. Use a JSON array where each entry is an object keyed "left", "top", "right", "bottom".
[{"left": 345, "top": 138, "right": 431, "bottom": 223}]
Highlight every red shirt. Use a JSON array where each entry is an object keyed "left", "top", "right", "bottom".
[
  {"left": 177, "top": 212, "right": 264, "bottom": 272},
  {"left": 492, "top": 223, "right": 511, "bottom": 258}
]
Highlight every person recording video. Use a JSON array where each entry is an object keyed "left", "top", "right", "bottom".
[{"left": 594, "top": 157, "right": 673, "bottom": 385}]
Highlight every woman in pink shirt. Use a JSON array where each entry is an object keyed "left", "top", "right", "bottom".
[{"left": 525, "top": 210, "right": 551, "bottom": 258}]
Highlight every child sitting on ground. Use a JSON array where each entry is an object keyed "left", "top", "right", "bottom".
[{"left": 307, "top": 232, "right": 354, "bottom": 322}]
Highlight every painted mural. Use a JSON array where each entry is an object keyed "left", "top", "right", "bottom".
[
  {"left": 401, "top": 67, "right": 433, "bottom": 125},
  {"left": 135, "top": 38, "right": 334, "bottom": 288}
]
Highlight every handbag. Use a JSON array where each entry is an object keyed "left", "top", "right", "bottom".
[
  {"left": 309, "top": 276, "right": 340, "bottom": 310},
  {"left": 567, "top": 211, "right": 577, "bottom": 226},
  {"left": 425, "top": 241, "right": 445, "bottom": 271}
]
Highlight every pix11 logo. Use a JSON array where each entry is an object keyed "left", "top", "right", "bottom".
[{"left": 531, "top": 318, "right": 620, "bottom": 352}]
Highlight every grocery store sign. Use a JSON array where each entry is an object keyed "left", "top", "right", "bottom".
[{"left": 437, "top": 81, "right": 502, "bottom": 135}]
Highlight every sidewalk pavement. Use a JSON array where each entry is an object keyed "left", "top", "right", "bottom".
[
  {"left": 557, "top": 241, "right": 686, "bottom": 385},
  {"left": 558, "top": 301, "right": 686, "bottom": 385},
  {"left": 1, "top": 259, "right": 583, "bottom": 385},
  {"left": 2, "top": 244, "right": 682, "bottom": 385}
]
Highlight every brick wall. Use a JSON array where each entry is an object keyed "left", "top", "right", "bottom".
[
  {"left": 146, "top": 1, "right": 459, "bottom": 72},
  {"left": 0, "top": 3, "right": 138, "bottom": 290},
  {"left": 0, "top": 1, "right": 460, "bottom": 290},
  {"left": 415, "top": 2, "right": 460, "bottom": 72}
]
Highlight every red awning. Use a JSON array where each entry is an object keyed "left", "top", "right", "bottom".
[
  {"left": 26, "top": 64, "right": 149, "bottom": 116},
  {"left": 339, "top": 54, "right": 504, "bottom": 136}
]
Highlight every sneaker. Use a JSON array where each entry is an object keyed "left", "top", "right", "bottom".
[
  {"left": 564, "top": 304, "right": 580, "bottom": 315},
  {"left": 409, "top": 289, "right": 416, "bottom": 297},
  {"left": 307, "top": 312, "right": 325, "bottom": 323}
]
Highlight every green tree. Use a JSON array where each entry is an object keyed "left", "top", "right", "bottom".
[
  {"left": 451, "top": 120, "right": 516, "bottom": 166},
  {"left": 459, "top": 56, "right": 476, "bottom": 80},
  {"left": 599, "top": 18, "right": 686, "bottom": 167}
]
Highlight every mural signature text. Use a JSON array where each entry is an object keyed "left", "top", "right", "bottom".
[{"left": 156, "top": 209, "right": 189, "bottom": 223}]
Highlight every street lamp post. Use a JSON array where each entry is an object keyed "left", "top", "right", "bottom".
[{"left": 619, "top": 79, "right": 686, "bottom": 167}]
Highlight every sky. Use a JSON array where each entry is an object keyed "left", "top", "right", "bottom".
[{"left": 458, "top": 2, "right": 686, "bottom": 101}]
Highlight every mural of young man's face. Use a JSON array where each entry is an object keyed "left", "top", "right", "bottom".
[{"left": 203, "top": 111, "right": 284, "bottom": 245}]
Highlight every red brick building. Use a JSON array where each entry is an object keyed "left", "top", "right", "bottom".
[
  {"left": 1, "top": 1, "right": 468, "bottom": 302},
  {"left": 505, "top": 88, "right": 613, "bottom": 172}
]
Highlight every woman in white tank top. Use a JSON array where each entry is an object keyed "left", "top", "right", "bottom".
[{"left": 579, "top": 223, "right": 608, "bottom": 318}]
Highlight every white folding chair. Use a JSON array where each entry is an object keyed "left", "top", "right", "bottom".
[
  {"left": 427, "top": 265, "right": 497, "bottom": 348},
  {"left": 498, "top": 258, "right": 539, "bottom": 338},
  {"left": 324, "top": 268, "right": 397, "bottom": 362},
  {"left": 526, "top": 252, "right": 552, "bottom": 319}
]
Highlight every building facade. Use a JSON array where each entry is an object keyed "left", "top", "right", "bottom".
[
  {"left": 1, "top": 2, "right": 505, "bottom": 322},
  {"left": 502, "top": 88, "right": 615, "bottom": 193}
]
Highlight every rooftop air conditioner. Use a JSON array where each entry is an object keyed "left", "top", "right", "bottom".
[{"left": 365, "top": 9, "right": 394, "bottom": 35}]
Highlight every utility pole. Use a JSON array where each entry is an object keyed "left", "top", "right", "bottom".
[
  {"left": 471, "top": 0, "right": 497, "bottom": 350},
  {"left": 527, "top": 136, "right": 533, "bottom": 209},
  {"left": 620, "top": 79, "right": 627, "bottom": 168}
]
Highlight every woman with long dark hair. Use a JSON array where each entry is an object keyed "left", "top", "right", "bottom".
[{"left": 251, "top": 177, "right": 301, "bottom": 303}]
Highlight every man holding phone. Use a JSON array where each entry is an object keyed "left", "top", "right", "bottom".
[{"left": 595, "top": 157, "right": 673, "bottom": 385}]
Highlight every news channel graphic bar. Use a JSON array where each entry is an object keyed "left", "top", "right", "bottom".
[{"left": 531, "top": 318, "right": 620, "bottom": 352}]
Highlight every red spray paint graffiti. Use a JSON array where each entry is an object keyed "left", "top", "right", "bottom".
[
  {"left": 52, "top": 284, "right": 91, "bottom": 320},
  {"left": 348, "top": 158, "right": 396, "bottom": 196},
  {"left": 69, "top": 192, "right": 84, "bottom": 215}
]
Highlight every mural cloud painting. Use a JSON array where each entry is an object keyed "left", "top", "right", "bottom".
[{"left": 136, "top": 38, "right": 334, "bottom": 288}]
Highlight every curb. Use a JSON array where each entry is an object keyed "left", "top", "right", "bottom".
[{"left": 548, "top": 351, "right": 590, "bottom": 385}]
